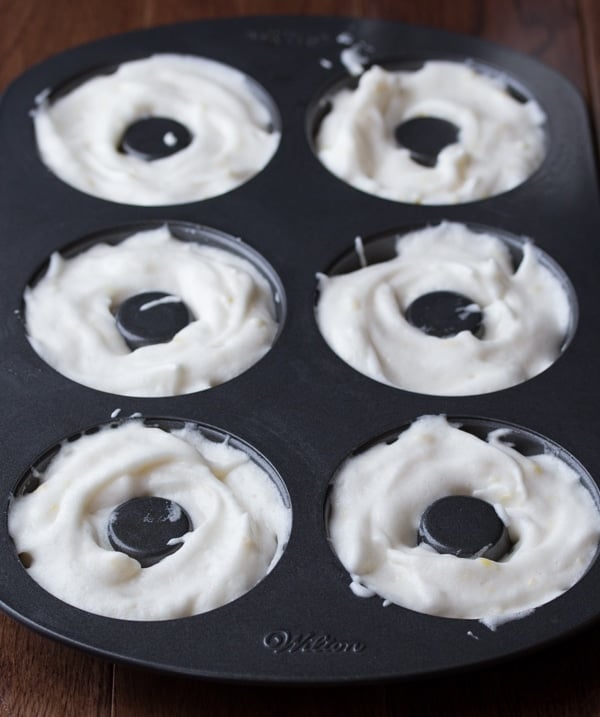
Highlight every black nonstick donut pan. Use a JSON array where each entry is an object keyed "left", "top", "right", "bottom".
[{"left": 1, "top": 16, "right": 600, "bottom": 684}]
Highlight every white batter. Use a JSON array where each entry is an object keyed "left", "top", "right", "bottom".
[
  {"left": 315, "top": 62, "right": 546, "bottom": 204},
  {"left": 328, "top": 415, "right": 600, "bottom": 622},
  {"left": 25, "top": 226, "right": 278, "bottom": 397},
  {"left": 316, "top": 222, "right": 572, "bottom": 396},
  {"left": 9, "top": 421, "right": 291, "bottom": 621},
  {"left": 33, "top": 54, "right": 280, "bottom": 205}
]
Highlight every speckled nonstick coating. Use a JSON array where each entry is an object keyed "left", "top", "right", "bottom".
[{"left": 0, "top": 16, "right": 599, "bottom": 683}]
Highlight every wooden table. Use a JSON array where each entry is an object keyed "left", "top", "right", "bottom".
[{"left": 1, "top": 1, "right": 599, "bottom": 714}]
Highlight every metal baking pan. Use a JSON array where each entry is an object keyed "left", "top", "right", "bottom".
[{"left": 0, "top": 16, "right": 599, "bottom": 683}]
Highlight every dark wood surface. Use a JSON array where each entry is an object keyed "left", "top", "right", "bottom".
[{"left": 1, "top": 1, "right": 599, "bottom": 714}]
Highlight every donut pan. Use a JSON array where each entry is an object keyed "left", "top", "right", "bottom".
[{"left": 1, "top": 16, "right": 600, "bottom": 683}]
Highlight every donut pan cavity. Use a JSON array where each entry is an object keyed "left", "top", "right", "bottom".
[{"left": 1, "top": 16, "right": 600, "bottom": 683}]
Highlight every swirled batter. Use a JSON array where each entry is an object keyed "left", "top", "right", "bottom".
[
  {"left": 316, "top": 222, "right": 572, "bottom": 396},
  {"left": 315, "top": 62, "right": 545, "bottom": 204},
  {"left": 33, "top": 54, "right": 279, "bottom": 205},
  {"left": 9, "top": 421, "right": 291, "bottom": 620},
  {"left": 25, "top": 226, "right": 278, "bottom": 397},
  {"left": 328, "top": 415, "right": 600, "bottom": 622}
]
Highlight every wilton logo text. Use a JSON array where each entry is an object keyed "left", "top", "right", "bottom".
[{"left": 263, "top": 630, "right": 365, "bottom": 654}]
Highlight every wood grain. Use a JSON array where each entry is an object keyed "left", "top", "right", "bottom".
[
  {"left": 0, "top": 613, "right": 112, "bottom": 717},
  {"left": 0, "top": 0, "right": 588, "bottom": 99},
  {"left": 0, "top": 1, "right": 598, "bottom": 715},
  {"left": 579, "top": 0, "right": 600, "bottom": 151}
]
